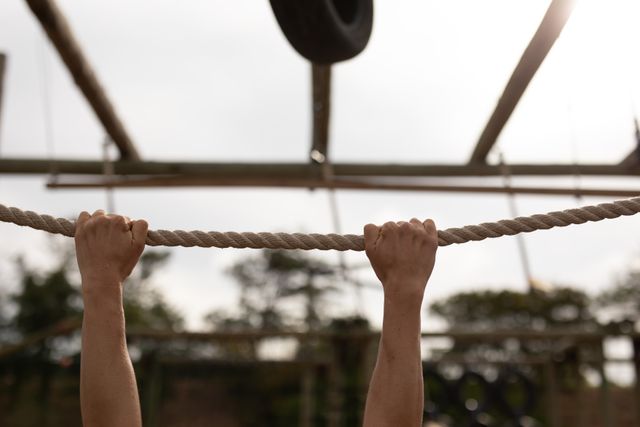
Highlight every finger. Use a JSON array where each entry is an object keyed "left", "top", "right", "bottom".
[
  {"left": 124, "top": 217, "right": 134, "bottom": 232},
  {"left": 423, "top": 219, "right": 437, "bottom": 235},
  {"left": 397, "top": 221, "right": 412, "bottom": 232},
  {"left": 364, "top": 223, "right": 378, "bottom": 241},
  {"left": 111, "top": 215, "right": 129, "bottom": 232},
  {"left": 75, "top": 211, "right": 91, "bottom": 236},
  {"left": 382, "top": 221, "right": 398, "bottom": 231},
  {"left": 131, "top": 220, "right": 149, "bottom": 249},
  {"left": 76, "top": 211, "right": 91, "bottom": 226},
  {"left": 91, "top": 209, "right": 105, "bottom": 218},
  {"left": 409, "top": 217, "right": 422, "bottom": 227}
]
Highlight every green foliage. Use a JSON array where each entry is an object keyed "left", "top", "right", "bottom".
[
  {"left": 430, "top": 287, "right": 597, "bottom": 332},
  {"left": 429, "top": 287, "right": 600, "bottom": 374},
  {"left": 12, "top": 262, "right": 81, "bottom": 337},
  {"left": 206, "top": 250, "right": 341, "bottom": 332},
  {"left": 597, "top": 268, "right": 640, "bottom": 332},
  {"left": 123, "top": 251, "right": 184, "bottom": 332},
  {"left": 5, "top": 243, "right": 183, "bottom": 352}
]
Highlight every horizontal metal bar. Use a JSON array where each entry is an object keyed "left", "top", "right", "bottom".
[
  {"left": 2, "top": 158, "right": 640, "bottom": 177},
  {"left": 45, "top": 175, "right": 640, "bottom": 198}
]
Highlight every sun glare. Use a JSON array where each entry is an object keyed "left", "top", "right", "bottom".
[{"left": 563, "top": 0, "right": 640, "bottom": 110}]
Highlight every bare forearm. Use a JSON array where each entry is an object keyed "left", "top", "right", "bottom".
[
  {"left": 363, "top": 296, "right": 424, "bottom": 427},
  {"left": 81, "top": 285, "right": 141, "bottom": 427}
]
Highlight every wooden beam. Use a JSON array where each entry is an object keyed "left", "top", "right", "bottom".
[
  {"left": 310, "top": 64, "right": 331, "bottom": 163},
  {"left": 126, "top": 329, "right": 629, "bottom": 342},
  {"left": 0, "top": 317, "right": 81, "bottom": 359},
  {"left": 1, "top": 158, "right": 639, "bottom": 177},
  {"left": 24, "top": 0, "right": 140, "bottom": 160},
  {"left": 469, "top": 0, "right": 576, "bottom": 163},
  {"left": 45, "top": 175, "right": 640, "bottom": 198}
]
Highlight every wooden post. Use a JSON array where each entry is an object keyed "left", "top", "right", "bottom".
[
  {"left": 299, "top": 362, "right": 316, "bottom": 427},
  {"left": 327, "top": 342, "right": 344, "bottom": 427},
  {"left": 142, "top": 354, "right": 163, "bottom": 427},
  {"left": 597, "top": 338, "right": 613, "bottom": 427},
  {"left": 310, "top": 64, "right": 331, "bottom": 163},
  {"left": 633, "top": 338, "right": 640, "bottom": 427},
  {"left": 576, "top": 346, "right": 588, "bottom": 427},
  {"left": 543, "top": 360, "right": 560, "bottom": 427}
]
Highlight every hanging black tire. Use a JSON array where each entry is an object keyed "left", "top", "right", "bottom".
[{"left": 269, "top": 0, "right": 374, "bottom": 64}]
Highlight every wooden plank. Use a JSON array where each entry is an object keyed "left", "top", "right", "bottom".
[
  {"left": 310, "top": 64, "right": 331, "bottom": 163},
  {"left": 1, "top": 158, "right": 639, "bottom": 177},
  {"left": 0, "top": 317, "right": 81, "bottom": 359},
  {"left": 126, "top": 329, "right": 633, "bottom": 341},
  {"left": 469, "top": 0, "right": 576, "bottom": 163},
  {"left": 24, "top": 0, "right": 140, "bottom": 160},
  {"left": 45, "top": 175, "right": 640, "bottom": 198}
]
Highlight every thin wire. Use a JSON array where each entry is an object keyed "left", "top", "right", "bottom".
[
  {"left": 566, "top": 99, "right": 583, "bottom": 203},
  {"left": 322, "top": 162, "right": 365, "bottom": 315},
  {"left": 499, "top": 152, "right": 534, "bottom": 293},
  {"left": 38, "top": 33, "right": 56, "bottom": 177},
  {"left": 562, "top": 20, "right": 583, "bottom": 203},
  {"left": 103, "top": 136, "right": 115, "bottom": 213},
  {"left": 0, "top": 54, "right": 5, "bottom": 157}
]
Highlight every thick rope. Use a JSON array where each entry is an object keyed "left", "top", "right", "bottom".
[{"left": 1, "top": 198, "right": 640, "bottom": 251}]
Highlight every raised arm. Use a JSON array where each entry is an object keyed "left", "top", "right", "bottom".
[
  {"left": 75, "top": 210, "right": 148, "bottom": 427},
  {"left": 362, "top": 218, "right": 438, "bottom": 427}
]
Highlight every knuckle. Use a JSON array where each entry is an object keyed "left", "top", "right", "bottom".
[
  {"left": 95, "top": 215, "right": 109, "bottom": 225},
  {"left": 382, "top": 221, "right": 396, "bottom": 230},
  {"left": 113, "top": 215, "right": 126, "bottom": 225},
  {"left": 399, "top": 221, "right": 411, "bottom": 230}
]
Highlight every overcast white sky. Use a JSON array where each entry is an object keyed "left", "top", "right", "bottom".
[{"left": 1, "top": 0, "right": 640, "bottom": 331}]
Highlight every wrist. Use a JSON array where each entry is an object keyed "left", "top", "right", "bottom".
[
  {"left": 82, "top": 278, "right": 124, "bottom": 311},
  {"left": 382, "top": 278, "right": 426, "bottom": 309}
]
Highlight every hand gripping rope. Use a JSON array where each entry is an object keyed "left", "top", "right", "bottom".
[{"left": 1, "top": 198, "right": 640, "bottom": 251}]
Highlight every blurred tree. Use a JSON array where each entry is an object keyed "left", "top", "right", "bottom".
[
  {"left": 206, "top": 250, "right": 341, "bottom": 332},
  {"left": 5, "top": 241, "right": 183, "bottom": 351},
  {"left": 429, "top": 287, "right": 600, "bottom": 393},
  {"left": 597, "top": 266, "right": 640, "bottom": 333},
  {"left": 11, "top": 244, "right": 81, "bottom": 356},
  {"left": 204, "top": 250, "right": 345, "bottom": 361},
  {"left": 430, "top": 287, "right": 597, "bottom": 333},
  {"left": 122, "top": 251, "right": 183, "bottom": 332}
]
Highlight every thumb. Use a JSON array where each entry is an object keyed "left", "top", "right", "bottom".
[
  {"left": 131, "top": 219, "right": 148, "bottom": 252},
  {"left": 363, "top": 223, "right": 379, "bottom": 254}
]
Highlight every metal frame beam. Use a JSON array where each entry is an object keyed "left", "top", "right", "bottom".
[
  {"left": 45, "top": 175, "right": 640, "bottom": 198},
  {"left": 24, "top": 0, "right": 140, "bottom": 160},
  {"left": 468, "top": 0, "right": 576, "bottom": 164},
  {"left": 1, "top": 158, "right": 639, "bottom": 177},
  {"left": 310, "top": 63, "right": 331, "bottom": 163}
]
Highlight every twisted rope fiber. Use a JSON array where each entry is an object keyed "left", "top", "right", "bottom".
[{"left": 1, "top": 198, "right": 640, "bottom": 251}]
